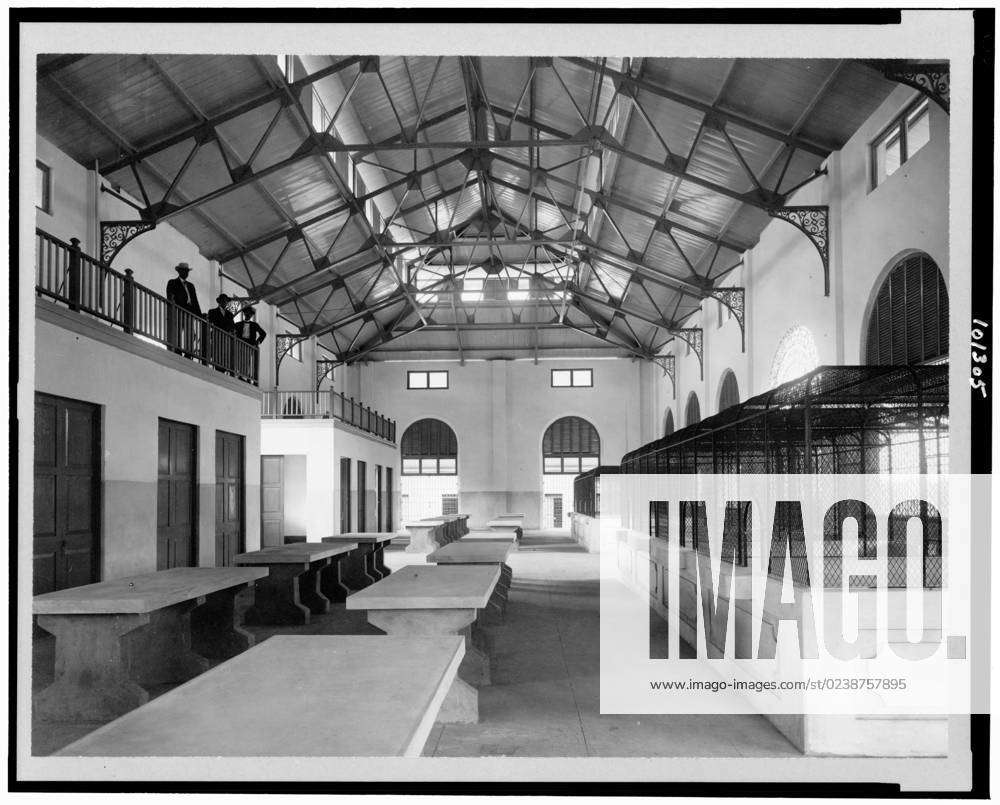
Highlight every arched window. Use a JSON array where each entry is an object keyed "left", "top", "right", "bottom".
[
  {"left": 401, "top": 418, "right": 457, "bottom": 475},
  {"left": 684, "top": 393, "right": 701, "bottom": 427},
  {"left": 718, "top": 370, "right": 740, "bottom": 412},
  {"left": 768, "top": 325, "right": 820, "bottom": 387},
  {"left": 663, "top": 409, "right": 675, "bottom": 437},
  {"left": 543, "top": 416, "right": 600, "bottom": 474},
  {"left": 866, "top": 252, "right": 949, "bottom": 365}
]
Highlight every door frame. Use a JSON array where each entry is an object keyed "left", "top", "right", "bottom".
[
  {"left": 215, "top": 429, "right": 246, "bottom": 563},
  {"left": 34, "top": 391, "right": 103, "bottom": 587},
  {"left": 157, "top": 417, "right": 199, "bottom": 568}
]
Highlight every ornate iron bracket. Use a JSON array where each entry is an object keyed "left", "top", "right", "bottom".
[
  {"left": 224, "top": 296, "right": 259, "bottom": 316},
  {"left": 654, "top": 354, "right": 676, "bottom": 399},
  {"left": 864, "top": 59, "right": 949, "bottom": 114},
  {"left": 315, "top": 358, "right": 337, "bottom": 392},
  {"left": 670, "top": 327, "right": 703, "bottom": 380},
  {"left": 767, "top": 205, "right": 830, "bottom": 296},
  {"left": 709, "top": 287, "right": 746, "bottom": 352},
  {"left": 101, "top": 220, "right": 156, "bottom": 265},
  {"left": 275, "top": 332, "right": 310, "bottom": 385}
]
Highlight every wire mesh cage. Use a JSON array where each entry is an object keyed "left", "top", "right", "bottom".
[
  {"left": 617, "top": 365, "right": 949, "bottom": 589},
  {"left": 573, "top": 466, "right": 620, "bottom": 517}
]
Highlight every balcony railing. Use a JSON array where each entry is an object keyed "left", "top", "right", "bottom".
[
  {"left": 261, "top": 389, "right": 396, "bottom": 442},
  {"left": 35, "top": 229, "right": 259, "bottom": 385}
]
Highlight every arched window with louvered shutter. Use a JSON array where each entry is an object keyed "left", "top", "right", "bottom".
[
  {"left": 663, "top": 409, "right": 675, "bottom": 437},
  {"left": 866, "top": 253, "right": 949, "bottom": 365},
  {"left": 401, "top": 418, "right": 457, "bottom": 475},
  {"left": 718, "top": 370, "right": 740, "bottom": 412},
  {"left": 542, "top": 416, "right": 600, "bottom": 474},
  {"left": 685, "top": 393, "right": 701, "bottom": 427}
]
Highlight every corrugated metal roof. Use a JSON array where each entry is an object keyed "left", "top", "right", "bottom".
[{"left": 35, "top": 53, "right": 901, "bottom": 360}]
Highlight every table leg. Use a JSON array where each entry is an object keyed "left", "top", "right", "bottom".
[
  {"left": 367, "top": 609, "right": 491, "bottom": 687},
  {"left": 242, "top": 564, "right": 312, "bottom": 625},
  {"left": 373, "top": 541, "right": 392, "bottom": 577},
  {"left": 437, "top": 677, "right": 478, "bottom": 724},
  {"left": 297, "top": 558, "right": 332, "bottom": 615},
  {"left": 126, "top": 599, "right": 211, "bottom": 688},
  {"left": 35, "top": 613, "right": 151, "bottom": 722},
  {"left": 317, "top": 556, "right": 352, "bottom": 603},
  {"left": 340, "top": 547, "right": 378, "bottom": 590},
  {"left": 190, "top": 583, "right": 256, "bottom": 661},
  {"left": 363, "top": 544, "right": 384, "bottom": 581}
]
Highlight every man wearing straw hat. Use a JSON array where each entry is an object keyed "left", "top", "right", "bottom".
[{"left": 165, "top": 262, "right": 202, "bottom": 355}]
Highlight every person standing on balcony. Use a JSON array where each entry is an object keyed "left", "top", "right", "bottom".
[
  {"left": 236, "top": 305, "right": 267, "bottom": 379},
  {"left": 166, "top": 262, "right": 202, "bottom": 355},
  {"left": 208, "top": 293, "right": 236, "bottom": 371}
]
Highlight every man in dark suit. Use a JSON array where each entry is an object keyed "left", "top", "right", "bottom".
[
  {"left": 165, "top": 262, "right": 202, "bottom": 355},
  {"left": 236, "top": 305, "right": 267, "bottom": 380},
  {"left": 207, "top": 293, "right": 236, "bottom": 370}
]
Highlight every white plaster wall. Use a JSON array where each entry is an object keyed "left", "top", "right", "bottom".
[
  {"left": 35, "top": 312, "right": 262, "bottom": 579},
  {"left": 647, "top": 85, "right": 949, "bottom": 426},
  {"left": 364, "top": 358, "right": 644, "bottom": 529},
  {"left": 282, "top": 454, "right": 308, "bottom": 537},
  {"left": 260, "top": 420, "right": 398, "bottom": 541}
]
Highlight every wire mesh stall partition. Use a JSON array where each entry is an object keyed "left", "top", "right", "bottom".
[
  {"left": 35, "top": 229, "right": 259, "bottom": 384},
  {"left": 573, "top": 466, "right": 620, "bottom": 518},
  {"left": 618, "top": 366, "right": 949, "bottom": 589}
]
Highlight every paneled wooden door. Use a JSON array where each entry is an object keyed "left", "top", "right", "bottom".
[
  {"left": 157, "top": 419, "right": 198, "bottom": 569},
  {"left": 33, "top": 393, "right": 101, "bottom": 594},
  {"left": 215, "top": 431, "right": 244, "bottom": 565},
  {"left": 260, "top": 455, "right": 284, "bottom": 546}
]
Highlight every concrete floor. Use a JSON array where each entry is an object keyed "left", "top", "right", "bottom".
[{"left": 31, "top": 530, "right": 798, "bottom": 758}]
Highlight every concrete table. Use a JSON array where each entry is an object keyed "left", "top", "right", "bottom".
[
  {"left": 403, "top": 521, "right": 443, "bottom": 553},
  {"left": 427, "top": 540, "right": 513, "bottom": 622},
  {"left": 486, "top": 519, "right": 523, "bottom": 541},
  {"left": 32, "top": 566, "right": 267, "bottom": 722},
  {"left": 57, "top": 635, "right": 464, "bottom": 758},
  {"left": 346, "top": 564, "right": 501, "bottom": 723},
  {"left": 322, "top": 533, "right": 393, "bottom": 587},
  {"left": 421, "top": 516, "right": 457, "bottom": 542},
  {"left": 236, "top": 543, "right": 356, "bottom": 625}
]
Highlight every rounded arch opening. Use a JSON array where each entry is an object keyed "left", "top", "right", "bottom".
[
  {"left": 768, "top": 325, "right": 820, "bottom": 388},
  {"left": 684, "top": 392, "right": 701, "bottom": 428},
  {"left": 541, "top": 416, "right": 600, "bottom": 529},
  {"left": 864, "top": 251, "right": 949, "bottom": 365},
  {"left": 399, "top": 418, "right": 459, "bottom": 522},
  {"left": 663, "top": 408, "right": 675, "bottom": 437},
  {"left": 717, "top": 369, "right": 740, "bottom": 413}
]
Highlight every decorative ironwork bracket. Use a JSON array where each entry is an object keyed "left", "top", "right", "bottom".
[
  {"left": 767, "top": 205, "right": 830, "bottom": 296},
  {"left": 275, "top": 332, "right": 310, "bottom": 385},
  {"left": 101, "top": 220, "right": 156, "bottom": 265},
  {"left": 224, "top": 296, "right": 259, "bottom": 316},
  {"left": 654, "top": 354, "right": 676, "bottom": 399},
  {"left": 315, "top": 358, "right": 337, "bottom": 392},
  {"left": 709, "top": 287, "right": 746, "bottom": 352},
  {"left": 865, "top": 59, "right": 949, "bottom": 113},
  {"left": 670, "top": 327, "right": 703, "bottom": 380}
]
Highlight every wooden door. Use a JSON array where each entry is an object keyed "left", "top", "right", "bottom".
[
  {"left": 357, "top": 460, "right": 367, "bottom": 532},
  {"left": 260, "top": 455, "right": 284, "bottom": 546},
  {"left": 386, "top": 467, "right": 393, "bottom": 532},
  {"left": 33, "top": 393, "right": 101, "bottom": 594},
  {"left": 339, "top": 457, "right": 351, "bottom": 533},
  {"left": 375, "top": 465, "right": 383, "bottom": 532},
  {"left": 157, "top": 419, "right": 198, "bottom": 569},
  {"left": 215, "top": 431, "right": 244, "bottom": 566}
]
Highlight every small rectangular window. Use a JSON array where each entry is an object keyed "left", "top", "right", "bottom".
[
  {"left": 402, "top": 458, "right": 420, "bottom": 474},
  {"left": 438, "top": 458, "right": 457, "bottom": 474},
  {"left": 544, "top": 457, "right": 562, "bottom": 473},
  {"left": 420, "top": 458, "right": 438, "bottom": 474},
  {"left": 36, "top": 161, "right": 51, "bottom": 214},
  {"left": 871, "top": 98, "right": 932, "bottom": 189},
  {"left": 563, "top": 457, "right": 581, "bottom": 474},
  {"left": 551, "top": 368, "right": 592, "bottom": 387},
  {"left": 581, "top": 456, "right": 599, "bottom": 472},
  {"left": 407, "top": 370, "right": 448, "bottom": 389}
]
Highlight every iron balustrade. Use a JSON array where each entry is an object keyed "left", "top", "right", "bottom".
[
  {"left": 573, "top": 465, "right": 618, "bottom": 517},
  {"left": 260, "top": 389, "right": 396, "bottom": 442},
  {"left": 35, "top": 229, "right": 259, "bottom": 384}
]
